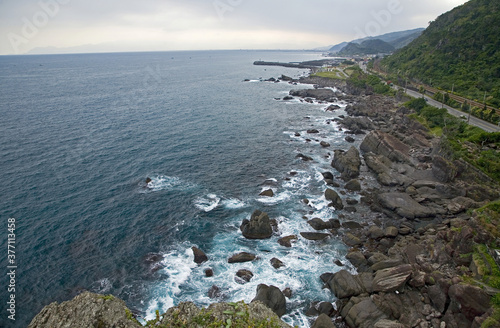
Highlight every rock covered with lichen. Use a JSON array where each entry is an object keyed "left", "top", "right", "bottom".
[
  {"left": 27, "top": 292, "right": 142, "bottom": 328},
  {"left": 28, "top": 292, "right": 292, "bottom": 328}
]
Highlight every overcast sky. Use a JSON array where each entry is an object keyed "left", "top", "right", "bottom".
[{"left": 0, "top": 0, "right": 468, "bottom": 55}]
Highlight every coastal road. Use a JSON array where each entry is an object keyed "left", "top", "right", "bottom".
[{"left": 404, "top": 88, "right": 500, "bottom": 133}]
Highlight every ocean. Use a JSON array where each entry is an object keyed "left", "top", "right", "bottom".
[{"left": 0, "top": 50, "right": 356, "bottom": 327}]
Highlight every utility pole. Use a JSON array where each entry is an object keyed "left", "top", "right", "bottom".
[{"left": 451, "top": 83, "right": 454, "bottom": 94}]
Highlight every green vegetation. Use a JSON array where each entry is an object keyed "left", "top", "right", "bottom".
[
  {"left": 312, "top": 70, "right": 346, "bottom": 80},
  {"left": 405, "top": 97, "right": 500, "bottom": 181},
  {"left": 382, "top": 0, "right": 500, "bottom": 108},
  {"left": 347, "top": 67, "right": 393, "bottom": 95},
  {"left": 339, "top": 39, "right": 395, "bottom": 56},
  {"left": 471, "top": 244, "right": 500, "bottom": 328},
  {"left": 99, "top": 295, "right": 115, "bottom": 301},
  {"left": 475, "top": 201, "right": 500, "bottom": 240},
  {"left": 144, "top": 302, "right": 287, "bottom": 328}
]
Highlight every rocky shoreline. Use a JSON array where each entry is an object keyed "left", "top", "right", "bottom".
[
  {"left": 28, "top": 74, "right": 499, "bottom": 328},
  {"left": 277, "top": 76, "right": 499, "bottom": 327}
]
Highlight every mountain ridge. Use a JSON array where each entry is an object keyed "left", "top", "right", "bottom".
[{"left": 381, "top": 0, "right": 500, "bottom": 107}]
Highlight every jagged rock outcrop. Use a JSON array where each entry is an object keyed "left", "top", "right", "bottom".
[
  {"left": 159, "top": 301, "right": 292, "bottom": 327},
  {"left": 325, "top": 188, "right": 344, "bottom": 210},
  {"left": 289, "top": 88, "right": 336, "bottom": 101},
  {"left": 360, "top": 130, "right": 410, "bottom": 163},
  {"left": 28, "top": 292, "right": 142, "bottom": 328},
  {"left": 252, "top": 284, "right": 287, "bottom": 317},
  {"left": 192, "top": 246, "right": 208, "bottom": 264},
  {"left": 377, "top": 192, "right": 436, "bottom": 219},
  {"left": 332, "top": 146, "right": 361, "bottom": 180},
  {"left": 240, "top": 210, "right": 273, "bottom": 239},
  {"left": 29, "top": 292, "right": 292, "bottom": 328}
]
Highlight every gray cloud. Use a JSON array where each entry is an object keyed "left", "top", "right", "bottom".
[{"left": 0, "top": 0, "right": 468, "bottom": 54}]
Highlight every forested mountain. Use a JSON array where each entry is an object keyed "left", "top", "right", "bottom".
[
  {"left": 338, "top": 39, "right": 395, "bottom": 56},
  {"left": 381, "top": 0, "right": 500, "bottom": 107},
  {"left": 328, "top": 28, "right": 424, "bottom": 53}
]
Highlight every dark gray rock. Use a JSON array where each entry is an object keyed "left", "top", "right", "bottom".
[
  {"left": 332, "top": 146, "right": 361, "bottom": 180},
  {"left": 208, "top": 285, "right": 222, "bottom": 299},
  {"left": 311, "top": 313, "right": 335, "bottom": 328},
  {"left": 205, "top": 268, "right": 214, "bottom": 277},
  {"left": 240, "top": 210, "right": 273, "bottom": 239},
  {"left": 322, "top": 172, "right": 334, "bottom": 180},
  {"left": 282, "top": 288, "right": 292, "bottom": 298},
  {"left": 377, "top": 192, "right": 435, "bottom": 219},
  {"left": 320, "top": 141, "right": 331, "bottom": 148},
  {"left": 278, "top": 235, "right": 298, "bottom": 247},
  {"left": 326, "top": 270, "right": 366, "bottom": 299},
  {"left": 368, "top": 226, "right": 385, "bottom": 239},
  {"left": 448, "top": 284, "right": 490, "bottom": 321},
  {"left": 271, "top": 258, "right": 285, "bottom": 269},
  {"left": 345, "top": 136, "right": 355, "bottom": 143},
  {"left": 345, "top": 179, "right": 361, "bottom": 191},
  {"left": 297, "top": 153, "right": 314, "bottom": 161},
  {"left": 252, "top": 284, "right": 287, "bottom": 317},
  {"left": 228, "top": 252, "right": 256, "bottom": 263},
  {"left": 341, "top": 297, "right": 387, "bottom": 328},
  {"left": 432, "top": 155, "right": 457, "bottom": 183},
  {"left": 325, "top": 188, "right": 344, "bottom": 210},
  {"left": 300, "top": 232, "right": 330, "bottom": 241},
  {"left": 360, "top": 130, "right": 410, "bottom": 163},
  {"left": 259, "top": 189, "right": 274, "bottom": 197},
  {"left": 343, "top": 233, "right": 363, "bottom": 247},
  {"left": 372, "top": 264, "right": 412, "bottom": 293},
  {"left": 308, "top": 218, "right": 333, "bottom": 230},
  {"left": 236, "top": 269, "right": 254, "bottom": 283},
  {"left": 192, "top": 246, "right": 208, "bottom": 264}
]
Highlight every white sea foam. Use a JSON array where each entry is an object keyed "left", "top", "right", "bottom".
[
  {"left": 144, "top": 248, "right": 196, "bottom": 321},
  {"left": 91, "top": 278, "right": 112, "bottom": 293},
  {"left": 194, "top": 194, "right": 221, "bottom": 212},
  {"left": 221, "top": 198, "right": 247, "bottom": 209},
  {"left": 256, "top": 190, "right": 291, "bottom": 204},
  {"left": 144, "top": 175, "right": 196, "bottom": 192}
]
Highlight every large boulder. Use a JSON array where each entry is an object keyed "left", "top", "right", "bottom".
[
  {"left": 364, "top": 153, "right": 413, "bottom": 187},
  {"left": 289, "top": 88, "right": 336, "bottom": 101},
  {"left": 236, "top": 269, "right": 254, "bottom": 283},
  {"left": 377, "top": 192, "right": 435, "bottom": 219},
  {"left": 252, "top": 284, "right": 287, "bottom": 317},
  {"left": 278, "top": 235, "right": 298, "bottom": 247},
  {"left": 311, "top": 313, "right": 335, "bottom": 328},
  {"left": 228, "top": 252, "right": 256, "bottom": 263},
  {"left": 300, "top": 232, "right": 330, "bottom": 241},
  {"left": 325, "top": 189, "right": 344, "bottom": 210},
  {"left": 308, "top": 218, "right": 333, "bottom": 230},
  {"left": 448, "top": 284, "right": 491, "bottom": 321},
  {"left": 27, "top": 292, "right": 142, "bottom": 328},
  {"left": 344, "top": 179, "right": 361, "bottom": 191},
  {"left": 326, "top": 270, "right": 367, "bottom": 299},
  {"left": 360, "top": 131, "right": 410, "bottom": 163},
  {"left": 341, "top": 297, "right": 388, "bottom": 328},
  {"left": 191, "top": 246, "right": 208, "bottom": 264},
  {"left": 332, "top": 147, "right": 361, "bottom": 180},
  {"left": 432, "top": 155, "right": 457, "bottom": 183},
  {"left": 240, "top": 210, "right": 273, "bottom": 239},
  {"left": 372, "top": 264, "right": 412, "bottom": 293}
]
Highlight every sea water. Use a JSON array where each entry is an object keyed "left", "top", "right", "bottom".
[{"left": 0, "top": 50, "right": 358, "bottom": 327}]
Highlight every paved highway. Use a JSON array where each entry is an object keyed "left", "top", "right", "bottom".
[
  {"left": 358, "top": 62, "right": 499, "bottom": 132},
  {"left": 404, "top": 88, "right": 500, "bottom": 133}
]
